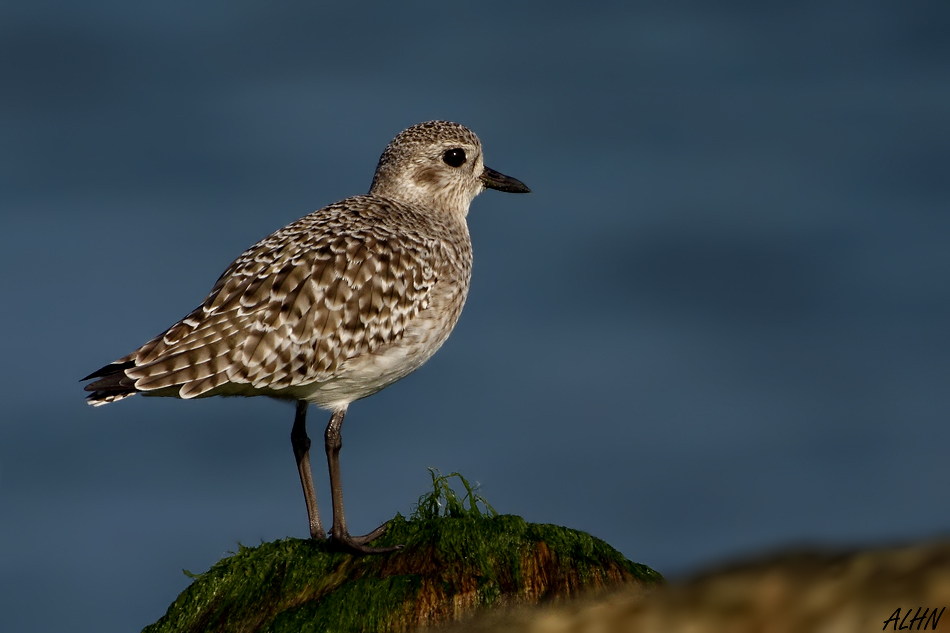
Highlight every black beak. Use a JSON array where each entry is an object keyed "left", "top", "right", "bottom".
[{"left": 480, "top": 167, "right": 531, "bottom": 194}]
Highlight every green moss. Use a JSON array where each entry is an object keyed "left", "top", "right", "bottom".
[
  {"left": 143, "top": 472, "right": 662, "bottom": 633},
  {"left": 263, "top": 575, "right": 423, "bottom": 633}
]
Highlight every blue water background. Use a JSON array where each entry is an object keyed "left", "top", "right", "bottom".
[{"left": 1, "top": 2, "right": 948, "bottom": 631}]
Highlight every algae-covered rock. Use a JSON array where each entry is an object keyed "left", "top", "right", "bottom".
[{"left": 143, "top": 472, "right": 661, "bottom": 633}]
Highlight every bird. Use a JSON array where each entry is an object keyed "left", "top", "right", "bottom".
[{"left": 82, "top": 120, "right": 530, "bottom": 553}]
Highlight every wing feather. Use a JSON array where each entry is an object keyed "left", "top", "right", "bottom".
[{"left": 84, "top": 196, "right": 448, "bottom": 403}]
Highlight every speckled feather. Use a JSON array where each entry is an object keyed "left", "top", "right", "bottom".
[
  {"left": 124, "top": 199, "right": 467, "bottom": 397},
  {"left": 83, "top": 121, "right": 491, "bottom": 409}
]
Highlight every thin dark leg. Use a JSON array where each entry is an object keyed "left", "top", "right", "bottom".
[
  {"left": 291, "top": 400, "right": 326, "bottom": 540},
  {"left": 325, "top": 408, "right": 401, "bottom": 554}
]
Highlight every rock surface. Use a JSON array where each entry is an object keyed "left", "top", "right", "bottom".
[
  {"left": 438, "top": 538, "right": 950, "bottom": 633},
  {"left": 142, "top": 514, "right": 661, "bottom": 633}
]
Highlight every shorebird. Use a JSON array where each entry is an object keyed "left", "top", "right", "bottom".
[{"left": 82, "top": 121, "right": 529, "bottom": 553}]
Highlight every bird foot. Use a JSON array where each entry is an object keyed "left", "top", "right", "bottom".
[{"left": 328, "top": 522, "right": 403, "bottom": 554}]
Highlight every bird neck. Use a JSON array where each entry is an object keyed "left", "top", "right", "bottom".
[{"left": 369, "top": 180, "right": 474, "bottom": 222}]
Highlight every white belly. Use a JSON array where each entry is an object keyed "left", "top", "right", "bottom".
[{"left": 293, "top": 307, "right": 460, "bottom": 411}]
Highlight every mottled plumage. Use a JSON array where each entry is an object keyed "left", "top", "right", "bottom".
[
  {"left": 82, "top": 120, "right": 529, "bottom": 552},
  {"left": 84, "top": 196, "right": 470, "bottom": 409}
]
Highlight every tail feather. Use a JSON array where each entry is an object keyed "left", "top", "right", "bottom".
[{"left": 82, "top": 360, "right": 139, "bottom": 405}]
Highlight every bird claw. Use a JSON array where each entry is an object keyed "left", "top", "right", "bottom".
[{"left": 328, "top": 522, "right": 403, "bottom": 554}]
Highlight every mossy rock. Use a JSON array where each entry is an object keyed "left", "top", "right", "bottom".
[{"left": 143, "top": 472, "right": 662, "bottom": 632}]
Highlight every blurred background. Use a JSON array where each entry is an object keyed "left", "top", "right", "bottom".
[{"left": 1, "top": 1, "right": 948, "bottom": 631}]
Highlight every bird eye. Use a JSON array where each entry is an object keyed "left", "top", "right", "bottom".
[{"left": 442, "top": 148, "right": 466, "bottom": 167}]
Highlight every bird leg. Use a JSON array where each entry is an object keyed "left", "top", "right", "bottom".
[
  {"left": 324, "top": 408, "right": 401, "bottom": 554},
  {"left": 291, "top": 400, "right": 326, "bottom": 540}
]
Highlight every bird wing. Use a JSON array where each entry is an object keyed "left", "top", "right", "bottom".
[{"left": 93, "top": 198, "right": 441, "bottom": 400}]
